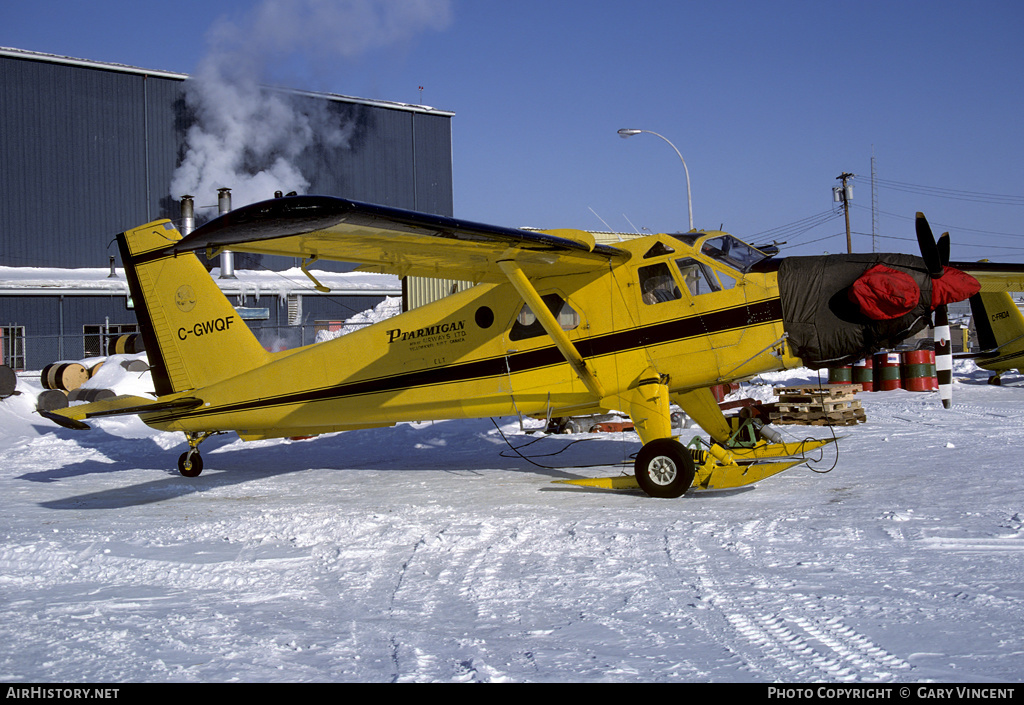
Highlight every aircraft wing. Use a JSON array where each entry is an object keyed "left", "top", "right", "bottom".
[
  {"left": 950, "top": 261, "right": 1024, "bottom": 292},
  {"left": 169, "top": 195, "right": 631, "bottom": 283}
]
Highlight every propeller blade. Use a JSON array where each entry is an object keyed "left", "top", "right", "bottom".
[
  {"left": 915, "top": 212, "right": 944, "bottom": 278},
  {"left": 938, "top": 232, "right": 950, "bottom": 268},
  {"left": 934, "top": 303, "right": 953, "bottom": 409},
  {"left": 915, "top": 215, "right": 954, "bottom": 407}
]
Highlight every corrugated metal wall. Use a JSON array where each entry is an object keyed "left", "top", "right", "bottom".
[
  {"left": 0, "top": 57, "right": 157, "bottom": 267},
  {"left": 404, "top": 277, "right": 477, "bottom": 311},
  {"left": 0, "top": 51, "right": 454, "bottom": 270}
]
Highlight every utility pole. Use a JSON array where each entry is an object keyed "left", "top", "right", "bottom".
[{"left": 834, "top": 172, "right": 854, "bottom": 253}]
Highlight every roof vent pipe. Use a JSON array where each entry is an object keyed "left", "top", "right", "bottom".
[{"left": 217, "top": 188, "right": 236, "bottom": 279}]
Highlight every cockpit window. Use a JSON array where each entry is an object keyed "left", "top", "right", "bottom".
[
  {"left": 716, "top": 270, "right": 737, "bottom": 291},
  {"left": 675, "top": 258, "right": 721, "bottom": 296},
  {"left": 699, "top": 235, "right": 768, "bottom": 272}
]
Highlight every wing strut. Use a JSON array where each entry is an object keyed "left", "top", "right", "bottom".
[
  {"left": 300, "top": 256, "right": 331, "bottom": 293},
  {"left": 497, "top": 259, "right": 606, "bottom": 400}
]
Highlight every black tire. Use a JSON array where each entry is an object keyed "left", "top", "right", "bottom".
[
  {"left": 546, "top": 417, "right": 566, "bottom": 434},
  {"left": 178, "top": 451, "right": 203, "bottom": 478},
  {"left": 634, "top": 438, "right": 694, "bottom": 498}
]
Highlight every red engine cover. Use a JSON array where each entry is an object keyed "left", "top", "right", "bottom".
[{"left": 848, "top": 264, "right": 921, "bottom": 320}]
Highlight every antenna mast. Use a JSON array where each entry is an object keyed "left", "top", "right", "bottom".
[{"left": 871, "top": 149, "right": 879, "bottom": 252}]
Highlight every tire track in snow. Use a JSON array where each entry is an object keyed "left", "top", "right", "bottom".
[
  {"left": 382, "top": 515, "right": 714, "bottom": 681},
  {"left": 679, "top": 520, "right": 911, "bottom": 681},
  {"left": 385, "top": 518, "right": 516, "bottom": 682}
]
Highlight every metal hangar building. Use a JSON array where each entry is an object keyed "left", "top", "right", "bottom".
[{"left": 0, "top": 47, "right": 455, "bottom": 370}]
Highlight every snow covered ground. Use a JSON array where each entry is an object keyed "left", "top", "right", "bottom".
[{"left": 1, "top": 356, "right": 1022, "bottom": 683}]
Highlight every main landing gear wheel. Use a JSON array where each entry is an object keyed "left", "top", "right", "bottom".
[
  {"left": 634, "top": 438, "right": 695, "bottom": 499},
  {"left": 177, "top": 450, "right": 203, "bottom": 477},
  {"left": 177, "top": 431, "right": 214, "bottom": 477}
]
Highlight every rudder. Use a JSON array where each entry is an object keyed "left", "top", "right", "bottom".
[
  {"left": 118, "top": 220, "right": 270, "bottom": 395},
  {"left": 969, "top": 291, "right": 1024, "bottom": 356}
]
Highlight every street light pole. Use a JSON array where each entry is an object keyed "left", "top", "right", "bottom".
[{"left": 618, "top": 128, "right": 694, "bottom": 231}]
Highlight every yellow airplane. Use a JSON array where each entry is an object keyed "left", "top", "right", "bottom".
[
  {"left": 966, "top": 290, "right": 1024, "bottom": 384},
  {"left": 42, "top": 198, "right": 1010, "bottom": 497}
]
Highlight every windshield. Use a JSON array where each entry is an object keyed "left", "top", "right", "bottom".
[{"left": 698, "top": 235, "right": 769, "bottom": 272}]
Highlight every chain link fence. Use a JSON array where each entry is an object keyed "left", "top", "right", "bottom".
[{"left": 3, "top": 321, "right": 377, "bottom": 373}]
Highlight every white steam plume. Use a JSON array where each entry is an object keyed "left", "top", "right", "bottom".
[{"left": 170, "top": 0, "right": 452, "bottom": 217}]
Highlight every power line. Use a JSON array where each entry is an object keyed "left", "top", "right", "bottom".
[
  {"left": 868, "top": 232, "right": 1024, "bottom": 253},
  {"left": 850, "top": 203, "right": 1023, "bottom": 239},
  {"left": 781, "top": 232, "right": 846, "bottom": 250},
  {"left": 871, "top": 177, "right": 1024, "bottom": 206},
  {"left": 745, "top": 209, "right": 844, "bottom": 242}
]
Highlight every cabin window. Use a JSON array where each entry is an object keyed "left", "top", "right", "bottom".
[
  {"left": 510, "top": 294, "right": 580, "bottom": 341},
  {"left": 643, "top": 241, "right": 676, "bottom": 258},
  {"left": 638, "top": 263, "right": 681, "bottom": 305}
]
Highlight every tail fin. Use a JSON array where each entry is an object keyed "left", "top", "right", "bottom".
[
  {"left": 119, "top": 220, "right": 270, "bottom": 395},
  {"left": 969, "top": 291, "right": 1024, "bottom": 357}
]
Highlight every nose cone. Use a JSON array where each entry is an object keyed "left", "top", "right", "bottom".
[{"left": 775, "top": 253, "right": 979, "bottom": 367}]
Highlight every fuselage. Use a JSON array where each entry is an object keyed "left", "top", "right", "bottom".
[{"left": 144, "top": 231, "right": 802, "bottom": 438}]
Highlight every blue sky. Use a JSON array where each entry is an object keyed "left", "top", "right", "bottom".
[{"left": 4, "top": 0, "right": 1023, "bottom": 261}]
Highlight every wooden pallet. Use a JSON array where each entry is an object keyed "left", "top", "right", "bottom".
[
  {"left": 774, "top": 383, "right": 862, "bottom": 398},
  {"left": 769, "top": 384, "right": 866, "bottom": 426}
]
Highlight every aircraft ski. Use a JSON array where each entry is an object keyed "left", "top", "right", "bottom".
[{"left": 556, "top": 425, "right": 836, "bottom": 494}]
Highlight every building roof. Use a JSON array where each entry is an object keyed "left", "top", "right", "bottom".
[
  {"left": 0, "top": 46, "right": 454, "bottom": 117},
  {"left": 0, "top": 266, "right": 401, "bottom": 298}
]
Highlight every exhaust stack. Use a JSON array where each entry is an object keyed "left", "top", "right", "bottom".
[
  {"left": 180, "top": 195, "right": 195, "bottom": 236},
  {"left": 217, "top": 188, "right": 236, "bottom": 279}
]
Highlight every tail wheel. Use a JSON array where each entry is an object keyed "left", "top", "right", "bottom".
[
  {"left": 634, "top": 438, "right": 694, "bottom": 498},
  {"left": 178, "top": 451, "right": 203, "bottom": 478}
]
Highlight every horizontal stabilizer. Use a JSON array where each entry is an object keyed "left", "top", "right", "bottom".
[{"left": 42, "top": 395, "right": 204, "bottom": 430}]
